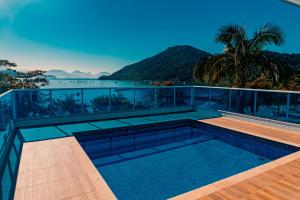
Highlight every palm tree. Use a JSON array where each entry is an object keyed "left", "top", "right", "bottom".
[{"left": 194, "top": 23, "right": 285, "bottom": 88}]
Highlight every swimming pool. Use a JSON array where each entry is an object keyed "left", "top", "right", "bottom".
[{"left": 76, "top": 120, "right": 299, "bottom": 200}]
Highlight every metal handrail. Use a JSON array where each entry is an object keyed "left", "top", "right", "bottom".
[
  {"left": 8, "top": 85, "right": 300, "bottom": 94},
  {"left": 193, "top": 86, "right": 300, "bottom": 94}
]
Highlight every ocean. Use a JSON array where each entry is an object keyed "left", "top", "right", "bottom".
[{"left": 43, "top": 79, "right": 149, "bottom": 88}]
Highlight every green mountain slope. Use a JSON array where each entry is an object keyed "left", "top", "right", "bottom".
[
  {"left": 99, "top": 45, "right": 211, "bottom": 81},
  {"left": 100, "top": 45, "right": 300, "bottom": 82}
]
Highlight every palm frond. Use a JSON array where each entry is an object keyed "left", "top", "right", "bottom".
[
  {"left": 250, "top": 23, "right": 284, "bottom": 51},
  {"left": 193, "top": 54, "right": 233, "bottom": 84},
  {"left": 215, "top": 24, "right": 247, "bottom": 51}
]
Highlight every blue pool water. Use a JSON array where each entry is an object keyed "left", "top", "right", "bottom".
[
  {"left": 98, "top": 139, "right": 269, "bottom": 200},
  {"left": 77, "top": 122, "right": 299, "bottom": 200}
]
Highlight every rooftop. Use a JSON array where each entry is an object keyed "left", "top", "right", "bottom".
[{"left": 0, "top": 86, "right": 299, "bottom": 199}]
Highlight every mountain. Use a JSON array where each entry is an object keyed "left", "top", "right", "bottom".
[
  {"left": 46, "top": 70, "right": 110, "bottom": 79},
  {"left": 264, "top": 51, "right": 300, "bottom": 72},
  {"left": 45, "top": 70, "right": 69, "bottom": 78},
  {"left": 99, "top": 45, "right": 211, "bottom": 81},
  {"left": 100, "top": 45, "right": 300, "bottom": 82}
]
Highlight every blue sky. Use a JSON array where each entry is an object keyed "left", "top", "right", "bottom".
[{"left": 0, "top": 0, "right": 299, "bottom": 73}]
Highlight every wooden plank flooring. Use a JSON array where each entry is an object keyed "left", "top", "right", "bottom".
[
  {"left": 200, "top": 117, "right": 300, "bottom": 147},
  {"left": 170, "top": 117, "right": 300, "bottom": 200},
  {"left": 14, "top": 137, "right": 116, "bottom": 200}
]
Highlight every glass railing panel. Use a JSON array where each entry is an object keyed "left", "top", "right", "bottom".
[
  {"left": 0, "top": 131, "right": 22, "bottom": 200},
  {"left": 157, "top": 88, "right": 175, "bottom": 108},
  {"left": 134, "top": 88, "right": 155, "bottom": 111},
  {"left": 255, "top": 91, "right": 288, "bottom": 122},
  {"left": 0, "top": 92, "right": 15, "bottom": 200},
  {"left": 288, "top": 93, "right": 300, "bottom": 124},
  {"left": 111, "top": 88, "right": 134, "bottom": 112},
  {"left": 210, "top": 88, "right": 230, "bottom": 111},
  {"left": 52, "top": 89, "right": 83, "bottom": 116},
  {"left": 176, "top": 87, "right": 191, "bottom": 107},
  {"left": 194, "top": 87, "right": 210, "bottom": 109},
  {"left": 230, "top": 90, "right": 255, "bottom": 115},
  {"left": 0, "top": 92, "right": 13, "bottom": 144},
  {"left": 83, "top": 89, "right": 110, "bottom": 114},
  {"left": 15, "top": 90, "right": 52, "bottom": 119}
]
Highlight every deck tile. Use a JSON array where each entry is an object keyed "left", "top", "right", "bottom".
[
  {"left": 57, "top": 123, "right": 99, "bottom": 135},
  {"left": 142, "top": 115, "right": 175, "bottom": 123},
  {"left": 14, "top": 137, "right": 116, "bottom": 200},
  {"left": 118, "top": 117, "right": 154, "bottom": 126},
  {"left": 89, "top": 120, "right": 129, "bottom": 129},
  {"left": 166, "top": 113, "right": 191, "bottom": 120},
  {"left": 19, "top": 126, "right": 67, "bottom": 142}
]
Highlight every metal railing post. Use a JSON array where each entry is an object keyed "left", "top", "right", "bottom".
[
  {"left": 81, "top": 89, "right": 84, "bottom": 114},
  {"left": 50, "top": 89, "right": 53, "bottom": 116},
  {"left": 11, "top": 91, "right": 17, "bottom": 120},
  {"left": 254, "top": 91, "right": 257, "bottom": 114},
  {"left": 209, "top": 88, "right": 212, "bottom": 109},
  {"left": 228, "top": 90, "right": 232, "bottom": 111},
  {"left": 109, "top": 88, "right": 112, "bottom": 112},
  {"left": 191, "top": 87, "right": 194, "bottom": 106},
  {"left": 154, "top": 88, "right": 157, "bottom": 109},
  {"left": 133, "top": 88, "right": 136, "bottom": 112}
]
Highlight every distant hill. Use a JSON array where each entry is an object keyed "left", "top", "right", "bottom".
[
  {"left": 264, "top": 51, "right": 300, "bottom": 72},
  {"left": 100, "top": 46, "right": 300, "bottom": 82},
  {"left": 99, "top": 45, "right": 211, "bottom": 81},
  {"left": 46, "top": 70, "right": 110, "bottom": 79}
]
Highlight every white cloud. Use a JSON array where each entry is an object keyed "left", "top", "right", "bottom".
[{"left": 0, "top": 0, "right": 39, "bottom": 19}]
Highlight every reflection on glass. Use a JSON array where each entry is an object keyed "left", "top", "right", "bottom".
[
  {"left": 83, "top": 89, "right": 110, "bottom": 114},
  {"left": 111, "top": 88, "right": 134, "bottom": 112},
  {"left": 288, "top": 94, "right": 300, "bottom": 124},
  {"left": 194, "top": 87, "right": 210, "bottom": 109},
  {"left": 134, "top": 88, "right": 155, "bottom": 111},
  {"left": 0, "top": 93, "right": 13, "bottom": 136},
  {"left": 176, "top": 87, "right": 191, "bottom": 106},
  {"left": 52, "top": 89, "right": 83, "bottom": 116},
  {"left": 255, "top": 92, "right": 288, "bottom": 121},
  {"left": 210, "top": 89, "right": 230, "bottom": 110},
  {"left": 16, "top": 90, "right": 51, "bottom": 119},
  {"left": 157, "top": 88, "right": 174, "bottom": 108},
  {"left": 230, "top": 90, "right": 255, "bottom": 115}
]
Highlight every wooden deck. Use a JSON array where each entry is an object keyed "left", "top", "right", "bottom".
[
  {"left": 171, "top": 117, "right": 300, "bottom": 200},
  {"left": 14, "top": 137, "right": 116, "bottom": 200},
  {"left": 200, "top": 117, "right": 300, "bottom": 147}
]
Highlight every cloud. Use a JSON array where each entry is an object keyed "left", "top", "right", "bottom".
[{"left": 0, "top": 0, "right": 39, "bottom": 19}]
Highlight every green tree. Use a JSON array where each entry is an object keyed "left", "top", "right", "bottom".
[
  {"left": 194, "top": 23, "right": 286, "bottom": 88},
  {"left": 0, "top": 59, "right": 48, "bottom": 93}
]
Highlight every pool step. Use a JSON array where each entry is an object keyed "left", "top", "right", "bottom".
[{"left": 93, "top": 135, "right": 213, "bottom": 167}]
